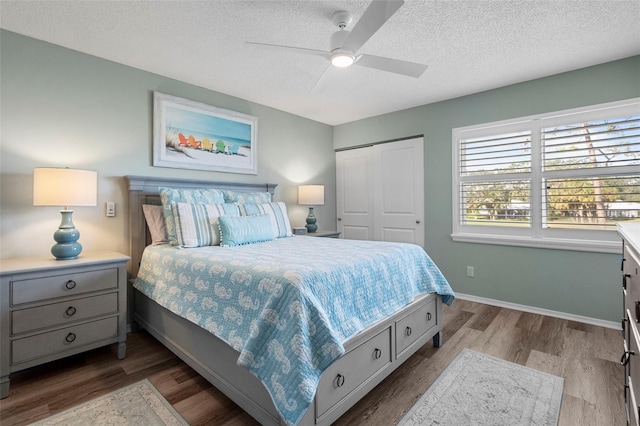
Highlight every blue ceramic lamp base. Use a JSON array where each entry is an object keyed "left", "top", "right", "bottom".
[
  {"left": 51, "top": 210, "right": 83, "bottom": 260},
  {"left": 305, "top": 207, "right": 318, "bottom": 233}
]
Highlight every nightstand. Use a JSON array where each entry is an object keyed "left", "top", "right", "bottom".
[
  {"left": 0, "top": 251, "right": 129, "bottom": 399},
  {"left": 303, "top": 230, "right": 341, "bottom": 238}
]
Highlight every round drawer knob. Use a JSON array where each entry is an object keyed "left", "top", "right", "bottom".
[
  {"left": 373, "top": 348, "right": 382, "bottom": 360},
  {"left": 65, "top": 332, "right": 77, "bottom": 343},
  {"left": 335, "top": 374, "right": 345, "bottom": 388},
  {"left": 65, "top": 306, "right": 77, "bottom": 317},
  {"left": 405, "top": 326, "right": 412, "bottom": 337},
  {"left": 427, "top": 312, "right": 432, "bottom": 321},
  {"left": 65, "top": 280, "right": 77, "bottom": 290}
]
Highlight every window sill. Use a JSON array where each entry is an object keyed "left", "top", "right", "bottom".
[{"left": 451, "top": 233, "right": 620, "bottom": 254}]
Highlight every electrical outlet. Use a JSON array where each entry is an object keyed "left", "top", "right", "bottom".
[
  {"left": 106, "top": 202, "right": 116, "bottom": 217},
  {"left": 466, "top": 266, "right": 475, "bottom": 277}
]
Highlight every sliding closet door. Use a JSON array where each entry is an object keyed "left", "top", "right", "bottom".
[
  {"left": 336, "top": 148, "right": 374, "bottom": 240},
  {"left": 373, "top": 137, "right": 424, "bottom": 246}
]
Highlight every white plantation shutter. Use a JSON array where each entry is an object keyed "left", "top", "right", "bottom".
[{"left": 452, "top": 99, "right": 640, "bottom": 253}]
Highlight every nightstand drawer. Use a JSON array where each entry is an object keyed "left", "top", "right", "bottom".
[
  {"left": 11, "top": 293, "right": 118, "bottom": 335},
  {"left": 11, "top": 316, "right": 118, "bottom": 365},
  {"left": 11, "top": 268, "right": 118, "bottom": 305}
]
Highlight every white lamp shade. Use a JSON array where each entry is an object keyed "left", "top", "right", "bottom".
[
  {"left": 33, "top": 168, "right": 98, "bottom": 208},
  {"left": 298, "top": 185, "right": 325, "bottom": 206}
]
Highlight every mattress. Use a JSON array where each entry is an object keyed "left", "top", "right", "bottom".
[{"left": 134, "top": 236, "right": 454, "bottom": 425}]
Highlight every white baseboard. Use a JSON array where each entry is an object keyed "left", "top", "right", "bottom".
[{"left": 455, "top": 292, "right": 620, "bottom": 330}]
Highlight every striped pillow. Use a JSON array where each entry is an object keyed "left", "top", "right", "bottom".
[
  {"left": 159, "top": 187, "right": 226, "bottom": 245},
  {"left": 172, "top": 202, "right": 239, "bottom": 247},
  {"left": 239, "top": 202, "right": 292, "bottom": 238}
]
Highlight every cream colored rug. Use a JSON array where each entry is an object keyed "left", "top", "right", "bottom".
[
  {"left": 398, "top": 349, "right": 563, "bottom": 426},
  {"left": 30, "top": 379, "right": 188, "bottom": 426}
]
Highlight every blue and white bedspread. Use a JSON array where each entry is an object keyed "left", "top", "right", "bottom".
[{"left": 134, "top": 236, "right": 454, "bottom": 425}]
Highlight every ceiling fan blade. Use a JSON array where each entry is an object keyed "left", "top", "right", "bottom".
[
  {"left": 246, "top": 41, "right": 330, "bottom": 59},
  {"left": 341, "top": 0, "right": 404, "bottom": 53},
  {"left": 356, "top": 54, "right": 428, "bottom": 78}
]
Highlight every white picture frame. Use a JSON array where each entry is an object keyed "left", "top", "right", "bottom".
[{"left": 153, "top": 92, "right": 258, "bottom": 175}]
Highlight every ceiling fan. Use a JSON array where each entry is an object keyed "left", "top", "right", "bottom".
[{"left": 246, "top": 0, "right": 428, "bottom": 79}]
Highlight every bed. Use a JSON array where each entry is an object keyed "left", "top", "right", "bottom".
[{"left": 125, "top": 175, "right": 454, "bottom": 426}]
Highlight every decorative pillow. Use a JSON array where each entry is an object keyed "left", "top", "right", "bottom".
[
  {"left": 172, "top": 202, "right": 239, "bottom": 247},
  {"left": 218, "top": 214, "right": 276, "bottom": 247},
  {"left": 239, "top": 201, "right": 292, "bottom": 238},
  {"left": 159, "top": 187, "right": 225, "bottom": 245},
  {"left": 142, "top": 204, "right": 169, "bottom": 245},
  {"left": 222, "top": 190, "right": 272, "bottom": 204}
]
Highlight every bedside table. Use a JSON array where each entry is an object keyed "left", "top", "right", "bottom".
[
  {"left": 0, "top": 251, "right": 129, "bottom": 399},
  {"left": 303, "top": 230, "right": 341, "bottom": 238}
]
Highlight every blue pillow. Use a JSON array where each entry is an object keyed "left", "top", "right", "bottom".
[
  {"left": 219, "top": 214, "right": 276, "bottom": 247},
  {"left": 222, "top": 190, "right": 272, "bottom": 204}
]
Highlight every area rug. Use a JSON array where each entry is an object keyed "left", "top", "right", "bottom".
[
  {"left": 398, "top": 348, "right": 563, "bottom": 426},
  {"left": 30, "top": 379, "right": 188, "bottom": 426}
]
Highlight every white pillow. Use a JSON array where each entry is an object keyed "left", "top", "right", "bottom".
[{"left": 142, "top": 204, "right": 169, "bottom": 245}]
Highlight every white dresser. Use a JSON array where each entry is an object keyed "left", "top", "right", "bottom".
[
  {"left": 0, "top": 251, "right": 129, "bottom": 398},
  {"left": 620, "top": 223, "right": 640, "bottom": 425}
]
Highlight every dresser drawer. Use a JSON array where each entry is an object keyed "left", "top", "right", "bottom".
[
  {"left": 395, "top": 298, "right": 437, "bottom": 357},
  {"left": 316, "top": 326, "right": 391, "bottom": 418},
  {"left": 11, "top": 268, "right": 118, "bottom": 305},
  {"left": 11, "top": 316, "right": 118, "bottom": 365},
  {"left": 11, "top": 292, "right": 118, "bottom": 335}
]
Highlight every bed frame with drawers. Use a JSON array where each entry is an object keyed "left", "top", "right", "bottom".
[{"left": 126, "top": 175, "right": 444, "bottom": 425}]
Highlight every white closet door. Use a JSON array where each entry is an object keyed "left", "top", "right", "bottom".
[
  {"left": 336, "top": 148, "right": 374, "bottom": 240},
  {"left": 373, "top": 137, "right": 424, "bottom": 246}
]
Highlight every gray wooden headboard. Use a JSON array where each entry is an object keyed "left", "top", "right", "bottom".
[{"left": 125, "top": 175, "right": 277, "bottom": 278}]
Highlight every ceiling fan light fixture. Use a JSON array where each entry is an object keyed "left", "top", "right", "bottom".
[{"left": 331, "top": 52, "right": 355, "bottom": 68}]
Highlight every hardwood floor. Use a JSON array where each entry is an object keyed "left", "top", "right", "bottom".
[{"left": 0, "top": 299, "right": 625, "bottom": 425}]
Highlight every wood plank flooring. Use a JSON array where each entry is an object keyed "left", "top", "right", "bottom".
[{"left": 0, "top": 299, "right": 625, "bottom": 425}]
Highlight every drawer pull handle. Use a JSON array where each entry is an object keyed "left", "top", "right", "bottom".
[
  {"left": 65, "top": 306, "right": 77, "bottom": 317},
  {"left": 624, "top": 274, "right": 632, "bottom": 290},
  {"left": 65, "top": 333, "right": 77, "bottom": 343},
  {"left": 427, "top": 312, "right": 432, "bottom": 321},
  {"left": 373, "top": 348, "right": 382, "bottom": 360},
  {"left": 335, "top": 374, "right": 345, "bottom": 388},
  {"left": 405, "top": 326, "right": 412, "bottom": 337},
  {"left": 65, "top": 280, "right": 77, "bottom": 290},
  {"left": 621, "top": 350, "right": 634, "bottom": 366}
]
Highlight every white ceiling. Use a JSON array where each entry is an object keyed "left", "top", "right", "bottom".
[{"left": 1, "top": 0, "right": 639, "bottom": 126}]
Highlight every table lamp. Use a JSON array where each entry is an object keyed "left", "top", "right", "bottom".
[
  {"left": 298, "top": 185, "right": 324, "bottom": 233},
  {"left": 33, "top": 167, "right": 98, "bottom": 260}
]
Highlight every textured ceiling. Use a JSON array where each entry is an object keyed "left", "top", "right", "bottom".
[{"left": 1, "top": 0, "right": 639, "bottom": 125}]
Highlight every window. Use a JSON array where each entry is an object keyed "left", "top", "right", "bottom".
[{"left": 452, "top": 99, "right": 640, "bottom": 253}]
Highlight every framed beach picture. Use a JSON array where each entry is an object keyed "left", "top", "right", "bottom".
[{"left": 153, "top": 92, "right": 258, "bottom": 174}]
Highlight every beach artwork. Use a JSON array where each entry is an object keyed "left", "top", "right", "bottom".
[{"left": 153, "top": 92, "right": 258, "bottom": 174}]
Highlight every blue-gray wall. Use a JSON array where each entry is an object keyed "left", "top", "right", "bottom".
[
  {"left": 2, "top": 28, "right": 638, "bottom": 323},
  {"left": 334, "top": 56, "right": 640, "bottom": 323},
  {"left": 0, "top": 30, "right": 335, "bottom": 259}
]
